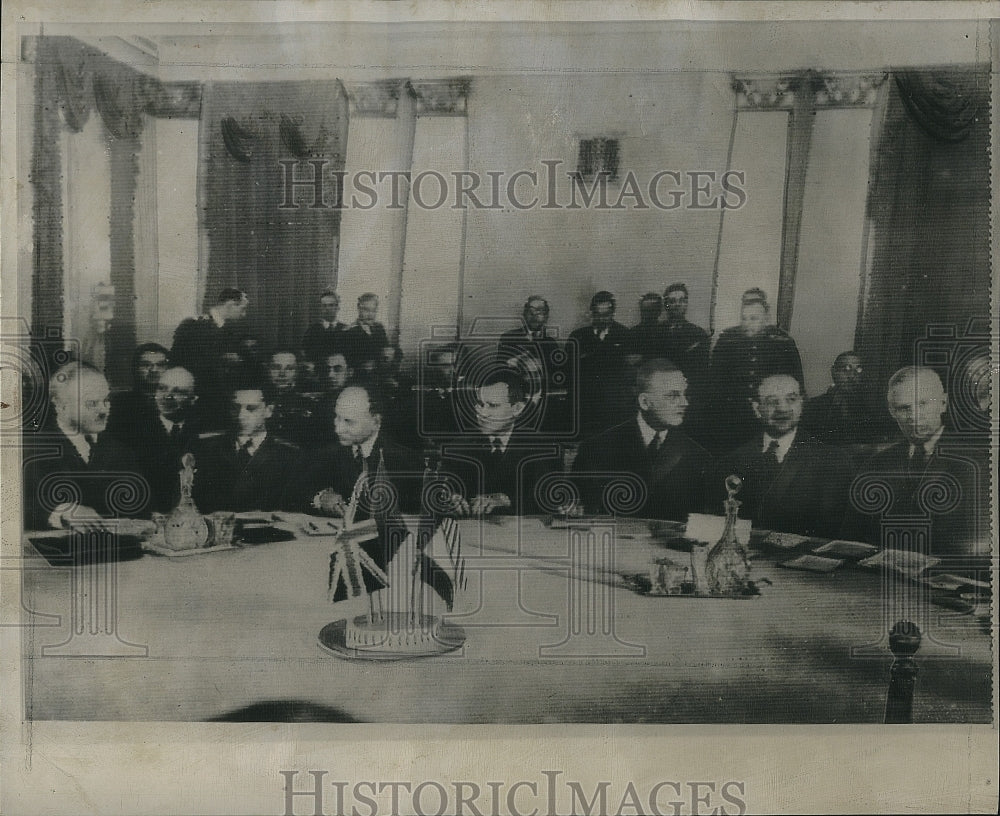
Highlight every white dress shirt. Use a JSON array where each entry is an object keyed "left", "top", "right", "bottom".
[
  {"left": 761, "top": 427, "right": 797, "bottom": 463},
  {"left": 637, "top": 412, "right": 667, "bottom": 450}
]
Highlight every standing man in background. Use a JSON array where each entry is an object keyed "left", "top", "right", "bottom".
[
  {"left": 301, "top": 289, "right": 347, "bottom": 367},
  {"left": 171, "top": 288, "right": 252, "bottom": 431},
  {"left": 342, "top": 293, "right": 390, "bottom": 375},
  {"left": 568, "top": 290, "right": 632, "bottom": 437},
  {"left": 106, "top": 342, "right": 170, "bottom": 449},
  {"left": 705, "top": 288, "right": 802, "bottom": 452}
]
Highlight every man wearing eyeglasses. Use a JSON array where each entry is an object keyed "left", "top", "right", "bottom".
[
  {"left": 800, "top": 351, "right": 882, "bottom": 448},
  {"left": 715, "top": 373, "right": 851, "bottom": 538},
  {"left": 572, "top": 358, "right": 711, "bottom": 520},
  {"left": 130, "top": 365, "right": 204, "bottom": 513},
  {"left": 23, "top": 362, "right": 147, "bottom": 530}
]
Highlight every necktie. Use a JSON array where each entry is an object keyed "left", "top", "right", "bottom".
[
  {"left": 764, "top": 439, "right": 780, "bottom": 462},
  {"left": 169, "top": 423, "right": 184, "bottom": 444},
  {"left": 910, "top": 445, "right": 927, "bottom": 474},
  {"left": 351, "top": 446, "right": 366, "bottom": 482},
  {"left": 648, "top": 432, "right": 663, "bottom": 456},
  {"left": 236, "top": 440, "right": 253, "bottom": 470},
  {"left": 761, "top": 439, "right": 781, "bottom": 483},
  {"left": 490, "top": 437, "right": 503, "bottom": 456}
]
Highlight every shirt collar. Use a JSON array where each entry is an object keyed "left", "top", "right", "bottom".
[
  {"left": 208, "top": 307, "right": 226, "bottom": 328},
  {"left": 762, "top": 428, "right": 797, "bottom": 462},
  {"left": 236, "top": 430, "right": 267, "bottom": 456},
  {"left": 487, "top": 429, "right": 515, "bottom": 452},
  {"left": 160, "top": 415, "right": 182, "bottom": 435},
  {"left": 355, "top": 431, "right": 379, "bottom": 461},
  {"left": 57, "top": 416, "right": 93, "bottom": 462},
  {"left": 636, "top": 412, "right": 666, "bottom": 447},
  {"left": 910, "top": 426, "right": 945, "bottom": 458}
]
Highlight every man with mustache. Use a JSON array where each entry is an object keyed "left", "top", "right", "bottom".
[{"left": 715, "top": 373, "right": 850, "bottom": 538}]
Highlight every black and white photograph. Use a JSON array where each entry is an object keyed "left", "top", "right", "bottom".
[{"left": 1, "top": 1, "right": 996, "bottom": 814}]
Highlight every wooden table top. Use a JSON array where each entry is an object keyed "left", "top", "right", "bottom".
[{"left": 21, "top": 515, "right": 992, "bottom": 723}]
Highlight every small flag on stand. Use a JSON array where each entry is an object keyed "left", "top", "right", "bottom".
[
  {"left": 327, "top": 518, "right": 389, "bottom": 602},
  {"left": 414, "top": 515, "right": 467, "bottom": 611}
]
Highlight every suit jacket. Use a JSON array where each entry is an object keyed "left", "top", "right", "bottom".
[
  {"left": 572, "top": 419, "right": 712, "bottom": 521},
  {"left": 659, "top": 320, "right": 711, "bottom": 384},
  {"left": 716, "top": 432, "right": 852, "bottom": 538},
  {"left": 23, "top": 427, "right": 148, "bottom": 529},
  {"left": 124, "top": 414, "right": 202, "bottom": 513},
  {"left": 284, "top": 433, "right": 424, "bottom": 516},
  {"left": 106, "top": 389, "right": 159, "bottom": 449},
  {"left": 841, "top": 434, "right": 988, "bottom": 558},
  {"left": 497, "top": 326, "right": 573, "bottom": 434},
  {"left": 800, "top": 387, "right": 881, "bottom": 446},
  {"left": 702, "top": 325, "right": 804, "bottom": 453},
  {"left": 300, "top": 321, "right": 347, "bottom": 364},
  {"left": 498, "top": 326, "right": 565, "bottom": 381},
  {"left": 567, "top": 322, "right": 633, "bottom": 434},
  {"left": 191, "top": 433, "right": 301, "bottom": 513},
  {"left": 439, "top": 431, "right": 563, "bottom": 515},
  {"left": 268, "top": 391, "right": 319, "bottom": 448},
  {"left": 171, "top": 316, "right": 246, "bottom": 384},
  {"left": 342, "top": 323, "right": 389, "bottom": 369}
]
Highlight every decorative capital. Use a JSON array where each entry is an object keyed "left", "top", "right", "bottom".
[
  {"left": 342, "top": 79, "right": 405, "bottom": 118},
  {"left": 147, "top": 82, "right": 202, "bottom": 118},
  {"left": 411, "top": 77, "right": 471, "bottom": 116},
  {"left": 733, "top": 71, "right": 887, "bottom": 110}
]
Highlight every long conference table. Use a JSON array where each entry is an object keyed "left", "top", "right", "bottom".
[{"left": 21, "top": 514, "right": 992, "bottom": 723}]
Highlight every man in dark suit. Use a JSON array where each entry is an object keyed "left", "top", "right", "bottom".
[
  {"left": 265, "top": 349, "right": 317, "bottom": 447},
  {"left": 300, "top": 289, "right": 348, "bottom": 366},
  {"left": 572, "top": 358, "right": 711, "bottom": 521},
  {"left": 132, "top": 365, "right": 202, "bottom": 513},
  {"left": 567, "top": 290, "right": 633, "bottom": 437},
  {"left": 191, "top": 380, "right": 300, "bottom": 513},
  {"left": 106, "top": 342, "right": 169, "bottom": 448},
  {"left": 842, "top": 366, "right": 989, "bottom": 558},
  {"left": 626, "top": 292, "right": 664, "bottom": 361},
  {"left": 716, "top": 373, "right": 851, "bottom": 538},
  {"left": 439, "top": 369, "right": 562, "bottom": 516},
  {"left": 341, "top": 293, "right": 390, "bottom": 375},
  {"left": 660, "top": 283, "right": 710, "bottom": 385},
  {"left": 704, "top": 288, "right": 803, "bottom": 452},
  {"left": 171, "top": 287, "right": 252, "bottom": 431},
  {"left": 498, "top": 296, "right": 570, "bottom": 435},
  {"left": 800, "top": 350, "right": 884, "bottom": 449},
  {"left": 23, "top": 363, "right": 148, "bottom": 530},
  {"left": 286, "top": 382, "right": 424, "bottom": 519}
]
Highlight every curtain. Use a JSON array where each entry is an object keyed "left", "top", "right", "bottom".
[
  {"left": 28, "top": 36, "right": 202, "bottom": 384},
  {"left": 200, "top": 82, "right": 349, "bottom": 352},
  {"left": 857, "top": 67, "right": 990, "bottom": 392}
]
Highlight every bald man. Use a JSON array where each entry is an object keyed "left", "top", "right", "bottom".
[
  {"left": 285, "top": 383, "right": 423, "bottom": 518},
  {"left": 843, "top": 366, "right": 989, "bottom": 558}
]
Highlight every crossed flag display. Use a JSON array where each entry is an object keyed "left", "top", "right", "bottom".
[{"left": 327, "top": 462, "right": 467, "bottom": 610}]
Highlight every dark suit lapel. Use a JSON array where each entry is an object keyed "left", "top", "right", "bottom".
[
  {"left": 649, "top": 431, "right": 687, "bottom": 487},
  {"left": 626, "top": 420, "right": 653, "bottom": 478},
  {"left": 764, "top": 438, "right": 810, "bottom": 504}
]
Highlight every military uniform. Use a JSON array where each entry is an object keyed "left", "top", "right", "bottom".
[{"left": 704, "top": 325, "right": 803, "bottom": 453}]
